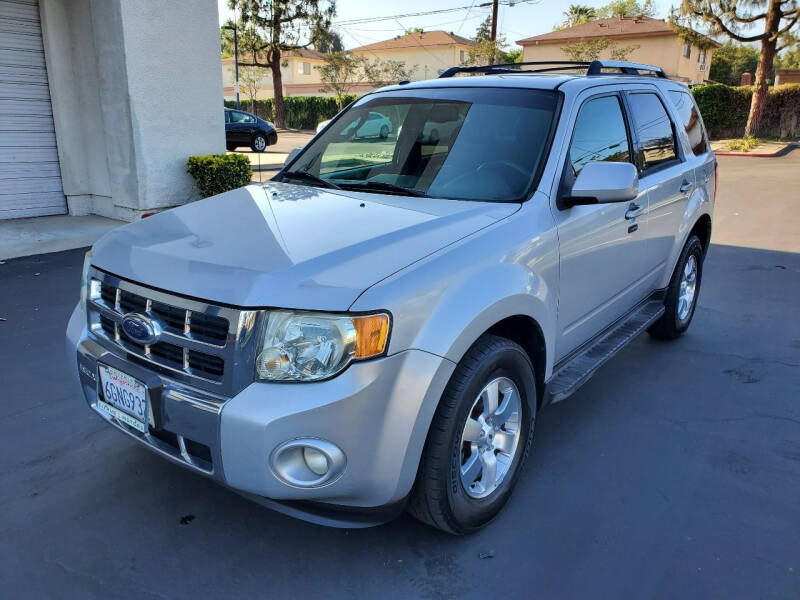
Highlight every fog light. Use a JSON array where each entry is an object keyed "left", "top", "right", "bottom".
[{"left": 303, "top": 446, "right": 329, "bottom": 476}]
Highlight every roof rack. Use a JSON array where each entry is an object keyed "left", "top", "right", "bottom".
[
  {"left": 586, "top": 60, "right": 667, "bottom": 78},
  {"left": 437, "top": 59, "right": 667, "bottom": 79}
]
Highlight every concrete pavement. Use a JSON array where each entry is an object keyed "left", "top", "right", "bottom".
[
  {"left": 1, "top": 152, "right": 799, "bottom": 599},
  {"left": 0, "top": 214, "right": 125, "bottom": 261}
]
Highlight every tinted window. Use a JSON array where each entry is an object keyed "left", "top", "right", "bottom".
[
  {"left": 224, "top": 111, "right": 230, "bottom": 123},
  {"left": 627, "top": 92, "right": 678, "bottom": 171},
  {"left": 230, "top": 111, "right": 255, "bottom": 124},
  {"left": 668, "top": 90, "right": 708, "bottom": 156},
  {"left": 283, "top": 88, "right": 558, "bottom": 203},
  {"left": 568, "top": 95, "right": 631, "bottom": 177}
]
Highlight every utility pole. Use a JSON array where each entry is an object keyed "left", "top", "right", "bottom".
[
  {"left": 489, "top": 0, "right": 499, "bottom": 64},
  {"left": 223, "top": 24, "right": 241, "bottom": 110}
]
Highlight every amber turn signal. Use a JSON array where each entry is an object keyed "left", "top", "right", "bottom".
[{"left": 352, "top": 313, "right": 390, "bottom": 359}]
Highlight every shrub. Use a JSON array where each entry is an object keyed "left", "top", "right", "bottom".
[
  {"left": 187, "top": 154, "right": 252, "bottom": 198},
  {"left": 224, "top": 94, "right": 359, "bottom": 130},
  {"left": 691, "top": 84, "right": 752, "bottom": 139},
  {"left": 727, "top": 135, "right": 761, "bottom": 151},
  {"left": 691, "top": 83, "right": 800, "bottom": 139}
]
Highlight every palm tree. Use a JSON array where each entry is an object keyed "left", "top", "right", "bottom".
[{"left": 563, "top": 4, "right": 597, "bottom": 27}]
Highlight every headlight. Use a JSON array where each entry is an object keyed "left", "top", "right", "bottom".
[
  {"left": 255, "top": 311, "right": 390, "bottom": 382},
  {"left": 79, "top": 250, "right": 92, "bottom": 308}
]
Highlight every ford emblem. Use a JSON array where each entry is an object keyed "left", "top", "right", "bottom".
[{"left": 120, "top": 313, "right": 162, "bottom": 345}]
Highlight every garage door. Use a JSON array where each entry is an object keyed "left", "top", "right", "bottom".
[{"left": 0, "top": 0, "right": 66, "bottom": 219}]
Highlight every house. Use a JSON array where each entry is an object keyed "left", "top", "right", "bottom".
[
  {"left": 349, "top": 30, "right": 476, "bottom": 81},
  {"left": 517, "top": 16, "right": 719, "bottom": 84},
  {"left": 222, "top": 49, "right": 332, "bottom": 100}
]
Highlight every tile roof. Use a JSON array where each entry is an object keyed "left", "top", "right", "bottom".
[
  {"left": 517, "top": 16, "right": 718, "bottom": 46},
  {"left": 350, "top": 30, "right": 476, "bottom": 52}
]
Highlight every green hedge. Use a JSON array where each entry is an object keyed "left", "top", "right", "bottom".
[
  {"left": 691, "top": 83, "right": 800, "bottom": 139},
  {"left": 187, "top": 154, "right": 252, "bottom": 198},
  {"left": 225, "top": 95, "right": 358, "bottom": 130}
]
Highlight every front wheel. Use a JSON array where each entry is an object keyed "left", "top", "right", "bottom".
[
  {"left": 648, "top": 234, "right": 704, "bottom": 339},
  {"left": 251, "top": 133, "right": 267, "bottom": 152},
  {"left": 407, "top": 334, "right": 536, "bottom": 534}
]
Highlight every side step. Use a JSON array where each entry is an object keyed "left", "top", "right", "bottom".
[{"left": 546, "top": 300, "right": 665, "bottom": 404}]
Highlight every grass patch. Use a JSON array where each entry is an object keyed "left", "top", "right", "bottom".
[{"left": 727, "top": 135, "right": 762, "bottom": 152}]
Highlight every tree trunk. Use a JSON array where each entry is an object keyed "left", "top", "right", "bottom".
[
  {"left": 270, "top": 51, "right": 286, "bottom": 128},
  {"left": 744, "top": 0, "right": 781, "bottom": 137}
]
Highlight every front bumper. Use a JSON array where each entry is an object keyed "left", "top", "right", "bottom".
[{"left": 67, "top": 304, "right": 454, "bottom": 526}]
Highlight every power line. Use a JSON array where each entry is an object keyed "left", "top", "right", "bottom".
[{"left": 334, "top": 0, "right": 539, "bottom": 26}]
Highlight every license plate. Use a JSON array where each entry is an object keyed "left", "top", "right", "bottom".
[{"left": 97, "top": 364, "right": 148, "bottom": 433}]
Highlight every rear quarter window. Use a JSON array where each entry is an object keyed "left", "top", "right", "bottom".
[
  {"left": 668, "top": 90, "right": 709, "bottom": 156},
  {"left": 627, "top": 92, "right": 678, "bottom": 172}
]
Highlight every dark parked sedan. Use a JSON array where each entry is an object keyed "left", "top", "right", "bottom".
[{"left": 225, "top": 108, "right": 278, "bottom": 152}]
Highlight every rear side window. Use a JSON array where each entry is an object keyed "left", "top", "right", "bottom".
[
  {"left": 668, "top": 90, "right": 708, "bottom": 156},
  {"left": 627, "top": 92, "right": 678, "bottom": 171},
  {"left": 568, "top": 95, "right": 631, "bottom": 177}
]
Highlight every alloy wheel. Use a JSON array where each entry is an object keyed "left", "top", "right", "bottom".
[
  {"left": 678, "top": 254, "right": 697, "bottom": 320},
  {"left": 459, "top": 376, "right": 522, "bottom": 499}
]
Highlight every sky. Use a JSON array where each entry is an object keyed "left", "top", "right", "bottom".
[{"left": 216, "top": 0, "right": 678, "bottom": 50}]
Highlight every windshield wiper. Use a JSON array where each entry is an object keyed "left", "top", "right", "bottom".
[
  {"left": 281, "top": 170, "right": 341, "bottom": 190},
  {"left": 339, "top": 181, "right": 427, "bottom": 197}
]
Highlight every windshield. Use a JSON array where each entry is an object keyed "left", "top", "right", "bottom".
[{"left": 278, "top": 87, "right": 559, "bottom": 203}]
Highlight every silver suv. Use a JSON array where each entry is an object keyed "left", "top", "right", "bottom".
[{"left": 67, "top": 60, "right": 716, "bottom": 534}]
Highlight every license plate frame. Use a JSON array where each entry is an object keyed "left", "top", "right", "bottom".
[{"left": 97, "top": 364, "right": 149, "bottom": 434}]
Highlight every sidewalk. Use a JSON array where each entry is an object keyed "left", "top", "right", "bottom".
[
  {"left": 227, "top": 129, "right": 315, "bottom": 171},
  {"left": 0, "top": 214, "right": 125, "bottom": 260}
]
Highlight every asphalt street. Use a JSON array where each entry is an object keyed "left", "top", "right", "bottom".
[{"left": 1, "top": 152, "right": 799, "bottom": 599}]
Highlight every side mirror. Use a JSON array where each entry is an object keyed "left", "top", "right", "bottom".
[
  {"left": 285, "top": 147, "right": 302, "bottom": 165},
  {"left": 562, "top": 162, "right": 639, "bottom": 208}
]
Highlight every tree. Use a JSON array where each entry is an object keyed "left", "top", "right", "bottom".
[
  {"left": 672, "top": 0, "right": 800, "bottom": 136},
  {"left": 239, "top": 64, "right": 265, "bottom": 113},
  {"left": 317, "top": 52, "right": 366, "bottom": 109},
  {"left": 709, "top": 41, "right": 760, "bottom": 85},
  {"left": 311, "top": 27, "right": 343, "bottom": 53},
  {"left": 230, "top": 0, "right": 335, "bottom": 128},
  {"left": 363, "top": 58, "right": 415, "bottom": 88},
  {"left": 464, "top": 17, "right": 509, "bottom": 65},
  {"left": 556, "top": 4, "right": 598, "bottom": 29},
  {"left": 776, "top": 44, "right": 800, "bottom": 68},
  {"left": 503, "top": 47, "right": 523, "bottom": 63},
  {"left": 598, "top": 0, "right": 656, "bottom": 18},
  {"left": 562, "top": 38, "right": 640, "bottom": 61}
]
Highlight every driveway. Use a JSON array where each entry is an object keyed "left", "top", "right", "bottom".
[{"left": 1, "top": 152, "right": 799, "bottom": 599}]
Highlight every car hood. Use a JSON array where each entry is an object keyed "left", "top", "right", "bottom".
[{"left": 92, "top": 183, "right": 518, "bottom": 310}]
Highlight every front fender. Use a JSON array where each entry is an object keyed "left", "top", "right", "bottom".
[{"left": 351, "top": 199, "right": 559, "bottom": 378}]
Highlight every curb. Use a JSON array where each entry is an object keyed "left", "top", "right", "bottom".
[{"left": 713, "top": 143, "right": 797, "bottom": 158}]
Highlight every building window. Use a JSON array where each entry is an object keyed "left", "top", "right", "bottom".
[
  {"left": 682, "top": 42, "right": 691, "bottom": 59},
  {"left": 298, "top": 61, "right": 310, "bottom": 75},
  {"left": 697, "top": 49, "right": 707, "bottom": 64},
  {"left": 459, "top": 49, "right": 466, "bottom": 63}
]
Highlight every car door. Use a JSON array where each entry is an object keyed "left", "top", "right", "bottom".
[
  {"left": 623, "top": 88, "right": 694, "bottom": 282},
  {"left": 550, "top": 90, "right": 652, "bottom": 359}
]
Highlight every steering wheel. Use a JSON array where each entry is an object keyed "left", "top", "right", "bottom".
[{"left": 476, "top": 160, "right": 530, "bottom": 187}]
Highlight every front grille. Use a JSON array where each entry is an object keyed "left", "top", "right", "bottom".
[{"left": 87, "top": 268, "right": 261, "bottom": 394}]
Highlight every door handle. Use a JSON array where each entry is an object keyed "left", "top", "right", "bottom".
[
  {"left": 679, "top": 180, "right": 692, "bottom": 193},
  {"left": 625, "top": 203, "right": 644, "bottom": 220}
]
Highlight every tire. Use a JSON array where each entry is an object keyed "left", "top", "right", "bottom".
[
  {"left": 251, "top": 133, "right": 267, "bottom": 152},
  {"left": 226, "top": 143, "right": 237, "bottom": 151},
  {"left": 648, "top": 234, "right": 704, "bottom": 340},
  {"left": 407, "top": 334, "right": 536, "bottom": 534},
  {"left": 379, "top": 124, "right": 389, "bottom": 139}
]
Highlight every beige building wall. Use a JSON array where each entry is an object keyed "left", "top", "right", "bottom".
[
  {"left": 351, "top": 45, "right": 472, "bottom": 81},
  {"left": 221, "top": 55, "right": 327, "bottom": 100},
  {"left": 521, "top": 35, "right": 712, "bottom": 83}
]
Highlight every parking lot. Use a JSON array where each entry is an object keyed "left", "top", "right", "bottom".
[{"left": 1, "top": 152, "right": 799, "bottom": 598}]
